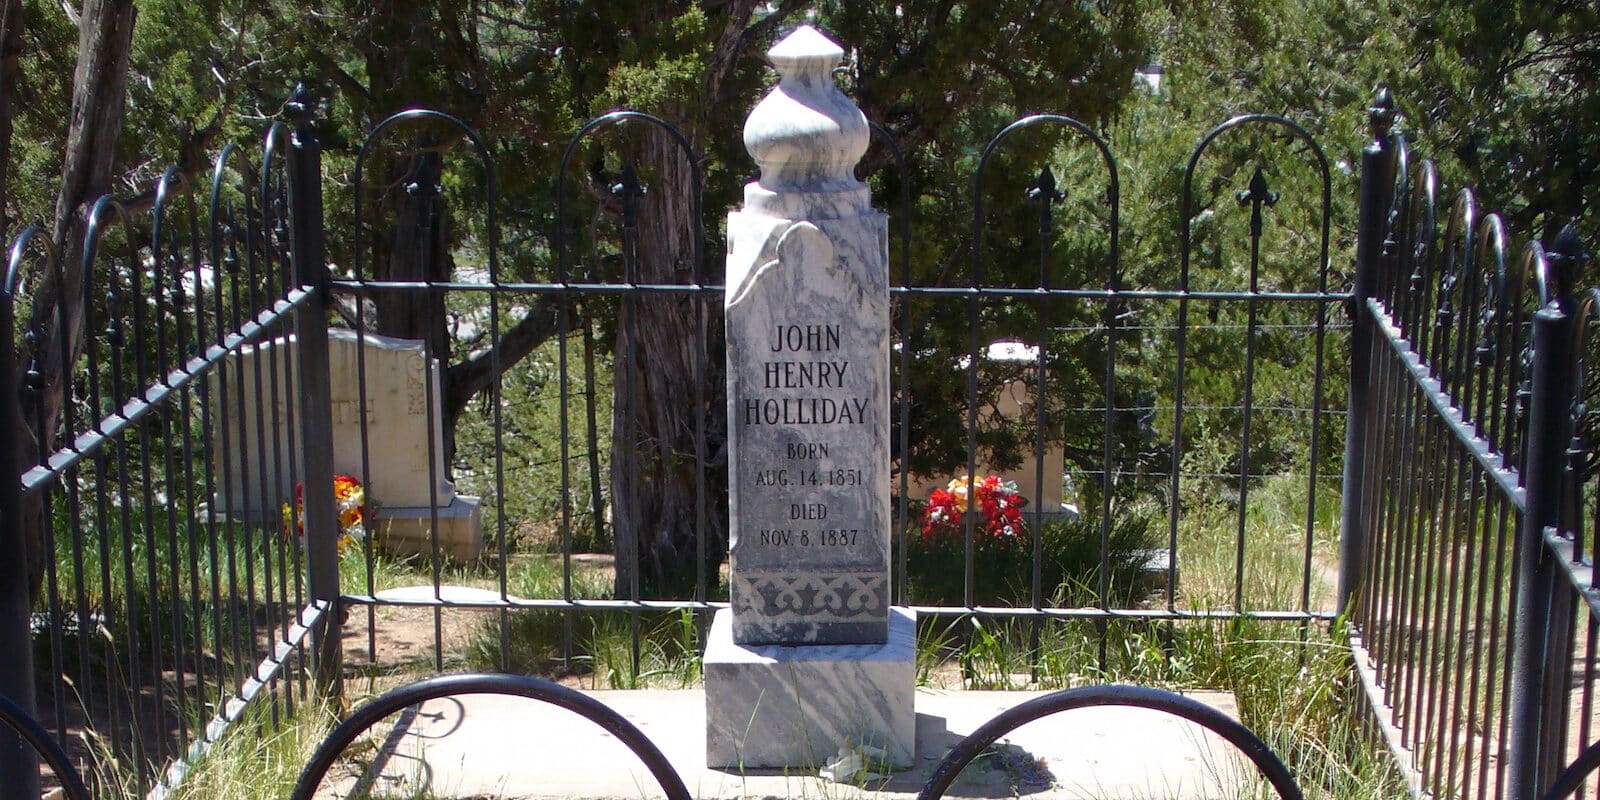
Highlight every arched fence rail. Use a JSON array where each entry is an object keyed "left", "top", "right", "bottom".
[
  {"left": 288, "top": 673, "right": 694, "bottom": 800},
  {"left": 285, "top": 675, "right": 1304, "bottom": 800},
  {"left": 916, "top": 684, "right": 1305, "bottom": 800},
  {"left": 0, "top": 692, "right": 89, "bottom": 800}
]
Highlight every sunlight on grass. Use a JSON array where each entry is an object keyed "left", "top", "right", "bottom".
[
  {"left": 73, "top": 698, "right": 340, "bottom": 800},
  {"left": 61, "top": 464, "right": 1395, "bottom": 799}
]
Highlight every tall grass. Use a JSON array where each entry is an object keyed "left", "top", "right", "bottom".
[
  {"left": 161, "top": 703, "right": 337, "bottom": 800},
  {"left": 56, "top": 450, "right": 1394, "bottom": 798},
  {"left": 64, "top": 694, "right": 338, "bottom": 800},
  {"left": 457, "top": 551, "right": 703, "bottom": 687},
  {"left": 907, "top": 469, "right": 1400, "bottom": 798}
]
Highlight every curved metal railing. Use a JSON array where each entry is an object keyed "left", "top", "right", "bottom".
[
  {"left": 916, "top": 684, "right": 1303, "bottom": 800},
  {"left": 289, "top": 673, "right": 693, "bottom": 800},
  {"left": 0, "top": 692, "right": 90, "bottom": 800}
]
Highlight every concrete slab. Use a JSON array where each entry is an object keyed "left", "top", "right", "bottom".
[{"left": 312, "top": 687, "right": 1255, "bottom": 800}]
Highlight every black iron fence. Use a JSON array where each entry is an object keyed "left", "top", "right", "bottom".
[
  {"left": 316, "top": 89, "right": 1346, "bottom": 693},
  {"left": 0, "top": 89, "right": 342, "bottom": 795},
  {"left": 0, "top": 81, "right": 1593, "bottom": 799},
  {"left": 1344, "top": 89, "right": 1599, "bottom": 800}
]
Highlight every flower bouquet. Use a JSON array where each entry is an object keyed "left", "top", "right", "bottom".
[
  {"left": 921, "top": 474, "right": 1027, "bottom": 543},
  {"left": 907, "top": 474, "right": 1031, "bottom": 605},
  {"left": 282, "top": 474, "right": 368, "bottom": 554}
]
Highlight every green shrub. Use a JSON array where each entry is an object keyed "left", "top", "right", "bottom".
[{"left": 901, "top": 510, "right": 1160, "bottom": 607}]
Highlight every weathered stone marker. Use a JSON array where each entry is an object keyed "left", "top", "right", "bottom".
[
  {"left": 705, "top": 25, "right": 914, "bottom": 770},
  {"left": 211, "top": 330, "right": 483, "bottom": 560}
]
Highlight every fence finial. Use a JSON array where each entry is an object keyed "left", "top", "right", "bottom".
[
  {"left": 1549, "top": 222, "right": 1590, "bottom": 304},
  {"left": 1369, "top": 87, "right": 1396, "bottom": 143},
  {"left": 286, "top": 83, "right": 319, "bottom": 126}
]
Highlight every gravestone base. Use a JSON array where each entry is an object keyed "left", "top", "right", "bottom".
[
  {"left": 374, "top": 495, "right": 484, "bottom": 562},
  {"left": 705, "top": 606, "right": 915, "bottom": 769}
]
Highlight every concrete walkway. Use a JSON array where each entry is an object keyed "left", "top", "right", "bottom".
[{"left": 315, "top": 688, "right": 1256, "bottom": 800}]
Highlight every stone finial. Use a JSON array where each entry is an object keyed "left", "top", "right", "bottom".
[{"left": 743, "top": 26, "right": 869, "bottom": 195}]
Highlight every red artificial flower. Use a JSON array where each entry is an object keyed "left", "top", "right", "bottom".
[{"left": 921, "top": 475, "right": 1028, "bottom": 543}]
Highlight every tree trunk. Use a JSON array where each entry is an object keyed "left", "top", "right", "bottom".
[
  {"left": 0, "top": 0, "right": 20, "bottom": 243},
  {"left": 604, "top": 0, "right": 803, "bottom": 599},
  {"left": 609, "top": 123, "right": 725, "bottom": 599},
  {"left": 17, "top": 0, "right": 135, "bottom": 598},
  {"left": 355, "top": 0, "right": 481, "bottom": 471}
]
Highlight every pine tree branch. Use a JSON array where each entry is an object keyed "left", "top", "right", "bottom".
[{"left": 443, "top": 295, "right": 572, "bottom": 421}]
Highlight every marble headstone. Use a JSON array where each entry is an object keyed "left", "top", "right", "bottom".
[
  {"left": 724, "top": 25, "right": 892, "bottom": 648},
  {"left": 210, "top": 330, "right": 482, "bottom": 560},
  {"left": 706, "top": 24, "right": 913, "bottom": 771}
]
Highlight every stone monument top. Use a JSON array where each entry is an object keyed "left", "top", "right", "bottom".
[{"left": 742, "top": 25, "right": 869, "bottom": 218}]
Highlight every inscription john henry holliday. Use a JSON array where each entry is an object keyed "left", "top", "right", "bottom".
[
  {"left": 742, "top": 324, "right": 870, "bottom": 427},
  {"left": 726, "top": 216, "right": 890, "bottom": 646},
  {"left": 706, "top": 25, "right": 912, "bottom": 772}
]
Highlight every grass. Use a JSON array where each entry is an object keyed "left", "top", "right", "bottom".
[
  {"left": 68, "top": 693, "right": 340, "bottom": 800},
  {"left": 42, "top": 466, "right": 1402, "bottom": 800},
  {"left": 898, "top": 473, "right": 1403, "bottom": 797},
  {"left": 573, "top": 608, "right": 703, "bottom": 689},
  {"left": 908, "top": 616, "right": 1402, "bottom": 798},
  {"left": 155, "top": 702, "right": 338, "bottom": 800},
  {"left": 340, "top": 543, "right": 488, "bottom": 599},
  {"left": 901, "top": 508, "right": 1163, "bottom": 609},
  {"left": 39, "top": 415, "right": 1390, "bottom": 799},
  {"left": 457, "top": 551, "right": 703, "bottom": 687}
]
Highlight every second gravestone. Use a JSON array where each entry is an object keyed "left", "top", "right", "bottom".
[
  {"left": 705, "top": 25, "right": 914, "bottom": 770},
  {"left": 210, "top": 330, "right": 483, "bottom": 560}
]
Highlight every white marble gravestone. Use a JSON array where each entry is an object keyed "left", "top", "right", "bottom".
[
  {"left": 705, "top": 25, "right": 914, "bottom": 770},
  {"left": 210, "top": 330, "right": 483, "bottom": 560}
]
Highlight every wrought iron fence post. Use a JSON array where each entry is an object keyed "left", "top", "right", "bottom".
[
  {"left": 1337, "top": 89, "right": 1397, "bottom": 614},
  {"left": 286, "top": 84, "right": 342, "bottom": 701},
  {"left": 1510, "top": 227, "right": 1585, "bottom": 800},
  {"left": 0, "top": 239, "right": 40, "bottom": 800}
]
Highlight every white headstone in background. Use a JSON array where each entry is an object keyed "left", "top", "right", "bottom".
[
  {"left": 210, "top": 330, "right": 481, "bottom": 560},
  {"left": 903, "top": 341, "right": 1076, "bottom": 523},
  {"left": 705, "top": 24, "right": 913, "bottom": 771}
]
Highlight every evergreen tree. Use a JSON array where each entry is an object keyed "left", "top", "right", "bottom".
[{"left": 7, "top": 0, "right": 1592, "bottom": 597}]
